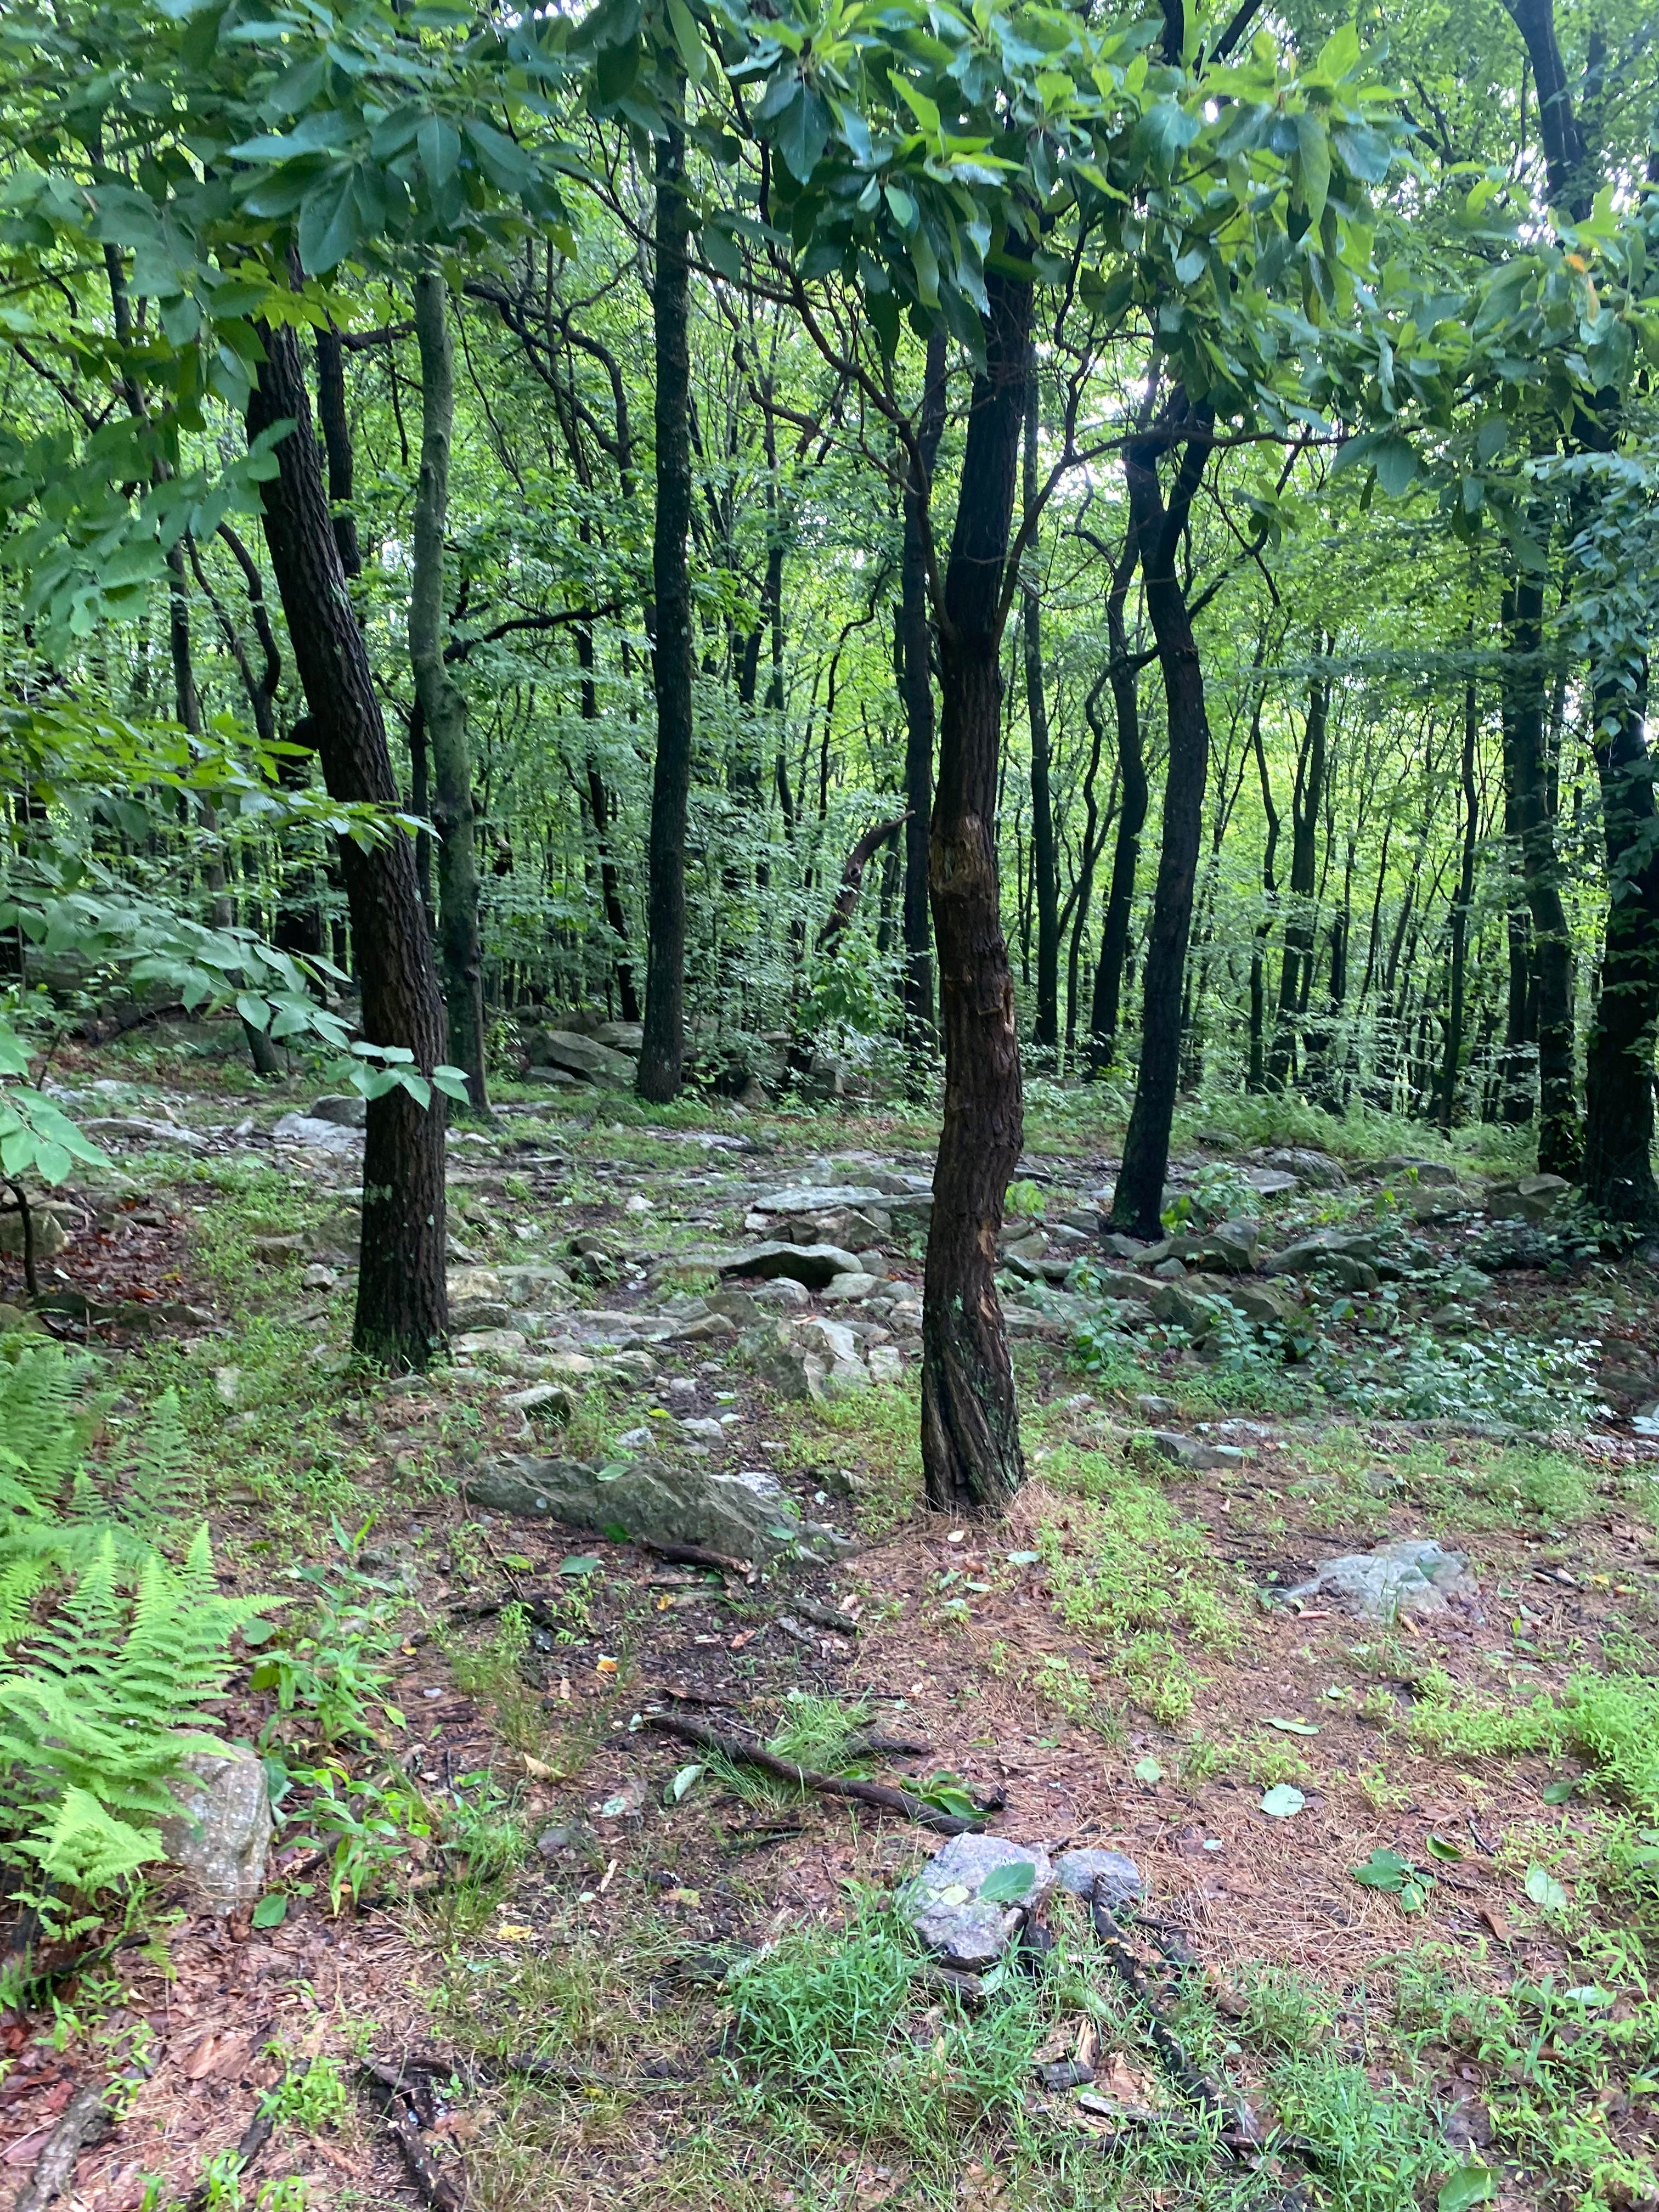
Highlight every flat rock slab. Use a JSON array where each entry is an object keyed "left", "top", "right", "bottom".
[
  {"left": 720, "top": 1241, "right": 862, "bottom": 1289},
  {"left": 1278, "top": 1537, "right": 1477, "bottom": 1621},
  {"left": 525, "top": 1030, "right": 636, "bottom": 1086},
  {"left": 1054, "top": 1848, "right": 1142, "bottom": 1911},
  {"left": 82, "top": 1115, "right": 210, "bottom": 1153},
  {"left": 272, "top": 1113, "right": 362, "bottom": 1155},
  {"left": 465, "top": 1453, "right": 850, "bottom": 1561},
  {"left": 902, "top": 1835, "right": 1054, "bottom": 1971}
]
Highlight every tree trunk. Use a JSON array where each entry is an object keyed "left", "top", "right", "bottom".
[
  {"left": 1087, "top": 520, "right": 1144, "bottom": 1075},
  {"left": 1022, "top": 345, "right": 1059, "bottom": 1053},
  {"left": 901, "top": 330, "right": 947, "bottom": 1067},
  {"left": 247, "top": 319, "right": 448, "bottom": 1370},
  {"left": 639, "top": 96, "right": 694, "bottom": 1105},
  {"left": 315, "top": 326, "right": 363, "bottom": 581},
  {"left": 1110, "top": 398, "right": 1214, "bottom": 1239},
  {"left": 922, "top": 270, "right": 1031, "bottom": 1517},
  {"left": 411, "top": 266, "right": 487, "bottom": 1111},
  {"left": 1583, "top": 677, "right": 1659, "bottom": 1226},
  {"left": 1267, "top": 658, "right": 1328, "bottom": 1091},
  {"left": 1503, "top": 577, "right": 1580, "bottom": 1173},
  {"left": 1438, "top": 675, "right": 1481, "bottom": 1129},
  {"left": 1248, "top": 695, "right": 1280, "bottom": 1094}
]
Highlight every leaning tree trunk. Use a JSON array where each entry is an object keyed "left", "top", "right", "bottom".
[
  {"left": 900, "top": 330, "right": 948, "bottom": 1070},
  {"left": 247, "top": 319, "right": 448, "bottom": 1369},
  {"left": 411, "top": 264, "right": 488, "bottom": 1111},
  {"left": 1110, "top": 398, "right": 1215, "bottom": 1239},
  {"left": 922, "top": 270, "right": 1031, "bottom": 1517},
  {"left": 1266, "top": 659, "right": 1328, "bottom": 1092},
  {"left": 638, "top": 91, "right": 695, "bottom": 1105},
  {"left": 1022, "top": 345, "right": 1059, "bottom": 1053}
]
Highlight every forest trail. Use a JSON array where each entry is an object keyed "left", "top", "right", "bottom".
[{"left": 2, "top": 1040, "right": 1655, "bottom": 2212}]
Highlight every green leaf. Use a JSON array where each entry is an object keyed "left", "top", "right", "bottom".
[
  {"left": 251, "top": 1892, "right": 288, "bottom": 1928},
  {"left": 1265, "top": 1716, "right": 1320, "bottom": 1735},
  {"left": 1260, "top": 1785, "right": 1305, "bottom": 1819},
  {"left": 1373, "top": 433, "right": 1419, "bottom": 498},
  {"left": 667, "top": 1762, "right": 704, "bottom": 1803},
  {"left": 1353, "top": 1848, "right": 1415, "bottom": 1890},
  {"left": 297, "top": 170, "right": 361, "bottom": 275},
  {"left": 558, "top": 1556, "right": 600, "bottom": 1577},
  {"left": 665, "top": 0, "right": 707, "bottom": 85},
  {"left": 1438, "top": 2164, "right": 1496, "bottom": 2212},
  {"left": 979, "top": 1859, "right": 1036, "bottom": 1904},
  {"left": 1133, "top": 1754, "right": 1164, "bottom": 1784},
  {"left": 1425, "top": 1835, "right": 1465, "bottom": 1861},
  {"left": 1541, "top": 1779, "right": 1575, "bottom": 1804},
  {"left": 1525, "top": 1864, "right": 1568, "bottom": 1913},
  {"left": 1295, "top": 110, "right": 1331, "bottom": 225}
]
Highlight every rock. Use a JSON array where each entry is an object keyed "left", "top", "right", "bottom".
[
  {"left": 525, "top": 1029, "right": 636, "bottom": 1087},
  {"left": 1151, "top": 1256, "right": 1187, "bottom": 1282},
  {"left": 1166, "top": 1220, "right": 1260, "bottom": 1274},
  {"left": 591, "top": 1021, "right": 644, "bottom": 1053},
  {"left": 452, "top": 1297, "right": 515, "bottom": 1332},
  {"left": 299, "top": 1263, "right": 336, "bottom": 1291},
  {"left": 448, "top": 1266, "right": 504, "bottom": 1305},
  {"left": 822, "top": 1272, "right": 881, "bottom": 1302},
  {"left": 498, "top": 1262, "right": 574, "bottom": 1305},
  {"left": 867, "top": 1343, "right": 905, "bottom": 1385},
  {"left": 902, "top": 1835, "right": 1054, "bottom": 1971},
  {"left": 680, "top": 1417, "right": 727, "bottom": 1444},
  {"left": 1468, "top": 1226, "right": 1560, "bottom": 1272},
  {"left": 1054, "top": 1848, "right": 1142, "bottom": 1911},
  {"left": 1152, "top": 1274, "right": 1296, "bottom": 1333},
  {"left": 0, "top": 1207, "right": 66, "bottom": 1257},
  {"left": 1144, "top": 1430, "right": 1240, "bottom": 1472},
  {"left": 667, "top": 1312, "right": 737, "bottom": 1344},
  {"left": 1486, "top": 1173, "right": 1574, "bottom": 1226},
  {"left": 1374, "top": 1155, "right": 1460, "bottom": 1186},
  {"left": 466, "top": 1453, "right": 848, "bottom": 1560},
  {"left": 720, "top": 1241, "right": 863, "bottom": 1289},
  {"left": 160, "top": 1746, "right": 273, "bottom": 1914},
  {"left": 525, "top": 1065, "right": 578, "bottom": 1087},
  {"left": 250, "top": 1232, "right": 311, "bottom": 1261},
  {"left": 82, "top": 1115, "right": 210, "bottom": 1153},
  {"left": 536, "top": 1819, "right": 604, "bottom": 1870},
  {"left": 1277, "top": 1537, "right": 1477, "bottom": 1621},
  {"left": 270, "top": 1113, "right": 361, "bottom": 1156},
  {"left": 748, "top": 1315, "right": 870, "bottom": 1403},
  {"left": 308, "top": 1093, "right": 368, "bottom": 1129},
  {"left": 1101, "top": 1232, "right": 1151, "bottom": 1260},
  {"left": 1253, "top": 1146, "right": 1350, "bottom": 1189},
  {"left": 501, "top": 1380, "right": 577, "bottom": 1422},
  {"left": 1263, "top": 1229, "right": 1384, "bottom": 1278},
  {"left": 708, "top": 1287, "right": 763, "bottom": 1327},
  {"left": 452, "top": 1328, "right": 532, "bottom": 1361}
]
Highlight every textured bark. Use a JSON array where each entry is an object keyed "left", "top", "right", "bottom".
[
  {"left": 247, "top": 319, "right": 448, "bottom": 1369},
  {"left": 1438, "top": 677, "right": 1481, "bottom": 1128},
  {"left": 639, "top": 99, "right": 693, "bottom": 1105},
  {"left": 1110, "top": 400, "right": 1214, "bottom": 1238},
  {"left": 1022, "top": 345, "right": 1059, "bottom": 1052},
  {"left": 314, "top": 326, "right": 363, "bottom": 580},
  {"left": 1248, "top": 695, "right": 1279, "bottom": 1093},
  {"left": 901, "top": 330, "right": 948, "bottom": 1065},
  {"left": 411, "top": 267, "right": 488, "bottom": 1110},
  {"left": 1583, "top": 679, "right": 1659, "bottom": 1226},
  {"left": 1266, "top": 659, "right": 1328, "bottom": 1091},
  {"left": 922, "top": 269, "right": 1031, "bottom": 1517},
  {"left": 1087, "top": 520, "right": 1144, "bottom": 1075},
  {"left": 1503, "top": 578, "right": 1581, "bottom": 1174}
]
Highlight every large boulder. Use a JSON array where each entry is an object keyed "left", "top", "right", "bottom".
[
  {"left": 1486, "top": 1173, "right": 1573, "bottom": 1226},
  {"left": 465, "top": 1453, "right": 850, "bottom": 1560},
  {"left": 270, "top": 1113, "right": 360, "bottom": 1156},
  {"left": 747, "top": 1316, "right": 870, "bottom": 1402},
  {"left": 308, "top": 1093, "right": 368, "bottom": 1129},
  {"left": 1263, "top": 1229, "right": 1385, "bottom": 1279},
  {"left": 1277, "top": 1537, "right": 1477, "bottom": 1621},
  {"left": 1165, "top": 1220, "right": 1260, "bottom": 1274},
  {"left": 524, "top": 1029, "right": 636, "bottom": 1087},
  {"left": 0, "top": 1206, "right": 67, "bottom": 1258},
  {"left": 160, "top": 1746, "right": 273, "bottom": 1915},
  {"left": 902, "top": 1835, "right": 1054, "bottom": 1971},
  {"left": 1152, "top": 1273, "right": 1296, "bottom": 1333},
  {"left": 591, "top": 1020, "right": 644, "bottom": 1053},
  {"left": 1251, "top": 1146, "right": 1350, "bottom": 1189},
  {"left": 720, "top": 1240, "right": 863, "bottom": 1289}
]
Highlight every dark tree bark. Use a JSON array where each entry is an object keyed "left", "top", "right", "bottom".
[
  {"left": 1248, "top": 692, "right": 1280, "bottom": 1093},
  {"left": 1503, "top": 577, "right": 1581, "bottom": 1173},
  {"left": 900, "top": 330, "right": 948, "bottom": 1066},
  {"left": 1583, "top": 672, "right": 1659, "bottom": 1226},
  {"left": 247, "top": 319, "right": 448, "bottom": 1370},
  {"left": 1022, "top": 345, "right": 1059, "bottom": 1053},
  {"left": 315, "top": 326, "right": 363, "bottom": 581},
  {"left": 1266, "top": 656, "right": 1328, "bottom": 1091},
  {"left": 1109, "top": 397, "right": 1214, "bottom": 1239},
  {"left": 922, "top": 269, "right": 1031, "bottom": 1517},
  {"left": 639, "top": 98, "right": 695, "bottom": 1105},
  {"left": 411, "top": 266, "right": 487, "bottom": 1110},
  {"left": 1438, "top": 676, "right": 1481, "bottom": 1129},
  {"left": 1087, "top": 517, "right": 1144, "bottom": 1075}
]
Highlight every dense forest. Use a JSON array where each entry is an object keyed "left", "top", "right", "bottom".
[{"left": 2, "top": 0, "right": 1659, "bottom": 2204}]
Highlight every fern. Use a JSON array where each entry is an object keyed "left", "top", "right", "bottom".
[
  {"left": 109, "top": 1387, "right": 198, "bottom": 1538},
  {"left": 0, "top": 1339, "right": 275, "bottom": 1904}
]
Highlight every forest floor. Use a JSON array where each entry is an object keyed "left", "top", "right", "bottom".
[{"left": 3, "top": 1031, "right": 1658, "bottom": 2212}]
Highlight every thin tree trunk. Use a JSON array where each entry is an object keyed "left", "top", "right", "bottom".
[
  {"left": 411, "top": 266, "right": 487, "bottom": 1110},
  {"left": 1267, "top": 657, "right": 1328, "bottom": 1091},
  {"left": 1110, "top": 397, "right": 1214, "bottom": 1239},
  {"left": 901, "top": 331, "right": 947, "bottom": 1068},
  {"left": 1087, "top": 520, "right": 1144, "bottom": 1074},
  {"left": 1438, "top": 675, "right": 1481, "bottom": 1129},
  {"left": 1248, "top": 697, "right": 1280, "bottom": 1094},
  {"left": 1022, "top": 344, "right": 1059, "bottom": 1052},
  {"left": 639, "top": 95, "right": 694, "bottom": 1104},
  {"left": 1583, "top": 674, "right": 1659, "bottom": 1226},
  {"left": 247, "top": 319, "right": 448, "bottom": 1370},
  {"left": 922, "top": 269, "right": 1031, "bottom": 1517}
]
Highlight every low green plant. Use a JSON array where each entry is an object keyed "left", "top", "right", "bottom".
[
  {"left": 1407, "top": 1673, "right": 1659, "bottom": 1815},
  {"left": 252, "top": 1569, "right": 405, "bottom": 1748},
  {"left": 268, "top": 2051, "right": 351, "bottom": 2131}
]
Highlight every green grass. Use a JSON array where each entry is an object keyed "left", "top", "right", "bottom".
[
  {"left": 1407, "top": 1672, "right": 1659, "bottom": 1814},
  {"left": 1037, "top": 1446, "right": 1246, "bottom": 1656},
  {"left": 772, "top": 1381, "right": 923, "bottom": 1537}
]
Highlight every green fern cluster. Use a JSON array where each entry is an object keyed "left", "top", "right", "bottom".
[{"left": 0, "top": 1336, "right": 272, "bottom": 1900}]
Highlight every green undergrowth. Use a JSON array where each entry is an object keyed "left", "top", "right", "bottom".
[
  {"left": 1406, "top": 1671, "right": 1659, "bottom": 1814},
  {"left": 770, "top": 1380, "right": 923, "bottom": 1538},
  {"left": 1290, "top": 1426, "right": 1606, "bottom": 1533}
]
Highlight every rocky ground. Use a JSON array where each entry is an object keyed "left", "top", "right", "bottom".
[{"left": 2, "top": 1028, "right": 1657, "bottom": 2212}]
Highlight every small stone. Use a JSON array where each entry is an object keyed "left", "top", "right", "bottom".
[
  {"left": 1152, "top": 1257, "right": 1188, "bottom": 1281},
  {"left": 308, "top": 1093, "right": 368, "bottom": 1129},
  {"left": 822, "top": 1272, "right": 881, "bottom": 1302},
  {"left": 160, "top": 1746, "right": 272, "bottom": 1915},
  {"left": 867, "top": 1344, "right": 905, "bottom": 1385},
  {"left": 902, "top": 1834, "right": 1054, "bottom": 1971},
  {"left": 680, "top": 1417, "right": 726, "bottom": 1443},
  {"left": 452, "top": 1328, "right": 531, "bottom": 1361},
  {"left": 1053, "top": 1848, "right": 1142, "bottom": 1910},
  {"left": 1277, "top": 1537, "right": 1477, "bottom": 1621},
  {"left": 212, "top": 1365, "right": 241, "bottom": 1408},
  {"left": 1144, "top": 1430, "right": 1233, "bottom": 1471},
  {"left": 501, "top": 1381, "right": 577, "bottom": 1423},
  {"left": 536, "top": 1820, "right": 603, "bottom": 1870},
  {"left": 300, "top": 1263, "right": 336, "bottom": 1291}
]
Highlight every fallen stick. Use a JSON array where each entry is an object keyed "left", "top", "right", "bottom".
[
  {"left": 639, "top": 1537, "right": 755, "bottom": 1582},
  {"left": 182, "top": 2085, "right": 280, "bottom": 2212},
  {"left": 14, "top": 2082, "right": 116, "bottom": 2212},
  {"left": 359, "top": 2063, "right": 464, "bottom": 2210},
  {"left": 646, "top": 1709, "right": 982, "bottom": 1836}
]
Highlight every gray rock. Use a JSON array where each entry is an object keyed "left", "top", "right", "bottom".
[
  {"left": 452, "top": 1328, "right": 532, "bottom": 1361},
  {"left": 822, "top": 1272, "right": 882, "bottom": 1302},
  {"left": 1152, "top": 1273, "right": 1296, "bottom": 1333},
  {"left": 1167, "top": 1220, "right": 1260, "bottom": 1274},
  {"left": 160, "top": 1746, "right": 273, "bottom": 1914},
  {"left": 82, "top": 1115, "right": 210, "bottom": 1153},
  {"left": 466, "top": 1453, "right": 849, "bottom": 1560},
  {"left": 1144, "top": 1430, "right": 1242, "bottom": 1472},
  {"left": 902, "top": 1835, "right": 1054, "bottom": 1971},
  {"left": 1054, "top": 1848, "right": 1142, "bottom": 1911},
  {"left": 1263, "top": 1229, "right": 1384, "bottom": 1278},
  {"left": 867, "top": 1343, "right": 905, "bottom": 1385},
  {"left": 525, "top": 1029, "right": 636, "bottom": 1087},
  {"left": 524, "top": 1065, "right": 578, "bottom": 1087},
  {"left": 680, "top": 1417, "right": 727, "bottom": 1443},
  {"left": 720, "top": 1241, "right": 863, "bottom": 1289},
  {"left": 591, "top": 1021, "right": 644, "bottom": 1053},
  {"left": 1278, "top": 1537, "right": 1477, "bottom": 1621},
  {"left": 452, "top": 1297, "right": 515, "bottom": 1332},
  {"left": 1486, "top": 1172, "right": 1573, "bottom": 1226},
  {"left": 1255, "top": 1146, "right": 1350, "bottom": 1189},
  {"left": 501, "top": 1380, "right": 577, "bottom": 1422},
  {"left": 270, "top": 1113, "right": 361, "bottom": 1155},
  {"left": 748, "top": 1316, "right": 870, "bottom": 1403},
  {"left": 0, "top": 1207, "right": 66, "bottom": 1257},
  {"left": 1374, "top": 1155, "right": 1460, "bottom": 1186},
  {"left": 753, "top": 1276, "right": 811, "bottom": 1309},
  {"left": 308, "top": 1093, "right": 368, "bottom": 1129}
]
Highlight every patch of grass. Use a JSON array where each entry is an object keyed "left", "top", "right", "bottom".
[
  {"left": 774, "top": 1383, "right": 921, "bottom": 1538},
  {"left": 1037, "top": 1449, "right": 1245, "bottom": 1655},
  {"left": 1030, "top": 1651, "right": 1125, "bottom": 1743},
  {"left": 1237, "top": 1965, "right": 1339, "bottom": 2053},
  {"left": 1406, "top": 1672, "right": 1659, "bottom": 1815}
]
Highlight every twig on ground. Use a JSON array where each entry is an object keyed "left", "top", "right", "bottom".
[
  {"left": 359, "top": 2061, "right": 465, "bottom": 2210},
  {"left": 14, "top": 2081, "right": 117, "bottom": 2212},
  {"left": 639, "top": 1537, "right": 757, "bottom": 1582},
  {"left": 646, "top": 1709, "right": 983, "bottom": 1835},
  {"left": 1087, "top": 1881, "right": 1235, "bottom": 2130},
  {"left": 182, "top": 2080, "right": 281, "bottom": 2212}
]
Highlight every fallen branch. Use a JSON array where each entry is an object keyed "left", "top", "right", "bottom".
[
  {"left": 639, "top": 1537, "right": 756, "bottom": 1582},
  {"left": 815, "top": 810, "right": 912, "bottom": 956},
  {"left": 15, "top": 2081, "right": 116, "bottom": 2212},
  {"left": 646, "top": 1709, "right": 983, "bottom": 1836},
  {"left": 359, "top": 2062, "right": 464, "bottom": 2210},
  {"left": 1086, "top": 1882, "right": 1250, "bottom": 2145},
  {"left": 182, "top": 2083, "right": 280, "bottom": 2212}
]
